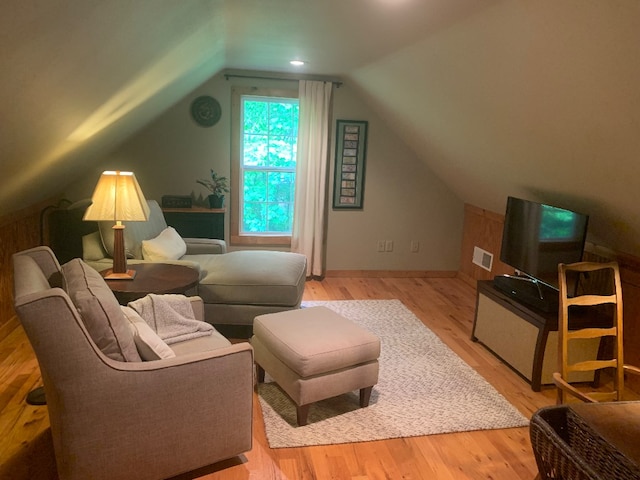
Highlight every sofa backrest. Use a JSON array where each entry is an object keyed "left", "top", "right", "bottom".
[
  {"left": 98, "top": 200, "right": 167, "bottom": 260},
  {"left": 12, "top": 245, "right": 64, "bottom": 292},
  {"left": 13, "top": 251, "right": 55, "bottom": 298}
]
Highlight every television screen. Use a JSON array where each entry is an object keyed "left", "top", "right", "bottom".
[{"left": 500, "top": 196, "right": 589, "bottom": 290}]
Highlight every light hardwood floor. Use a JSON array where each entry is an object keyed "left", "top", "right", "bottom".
[{"left": 0, "top": 276, "right": 559, "bottom": 480}]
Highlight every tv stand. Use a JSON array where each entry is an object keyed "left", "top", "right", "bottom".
[
  {"left": 472, "top": 281, "right": 602, "bottom": 391},
  {"left": 493, "top": 274, "right": 559, "bottom": 313}
]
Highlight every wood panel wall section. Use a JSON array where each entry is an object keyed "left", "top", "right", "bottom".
[
  {"left": 459, "top": 203, "right": 514, "bottom": 286},
  {"left": 0, "top": 199, "right": 56, "bottom": 340},
  {"left": 461, "top": 202, "right": 640, "bottom": 392},
  {"left": 584, "top": 244, "right": 640, "bottom": 392}
]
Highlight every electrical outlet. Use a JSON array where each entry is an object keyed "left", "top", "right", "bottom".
[
  {"left": 410, "top": 240, "right": 419, "bottom": 253},
  {"left": 377, "top": 240, "right": 386, "bottom": 252},
  {"left": 385, "top": 240, "right": 393, "bottom": 252}
]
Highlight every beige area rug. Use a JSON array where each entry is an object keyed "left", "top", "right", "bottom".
[{"left": 257, "top": 299, "right": 529, "bottom": 448}]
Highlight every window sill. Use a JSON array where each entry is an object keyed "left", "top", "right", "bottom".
[{"left": 231, "top": 235, "right": 291, "bottom": 247}]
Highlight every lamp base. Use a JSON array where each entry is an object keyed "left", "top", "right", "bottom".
[{"left": 102, "top": 269, "right": 137, "bottom": 280}]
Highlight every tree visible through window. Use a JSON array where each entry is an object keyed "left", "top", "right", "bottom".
[{"left": 241, "top": 96, "right": 299, "bottom": 234}]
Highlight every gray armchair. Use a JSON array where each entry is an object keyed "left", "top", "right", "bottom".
[{"left": 12, "top": 246, "right": 254, "bottom": 480}]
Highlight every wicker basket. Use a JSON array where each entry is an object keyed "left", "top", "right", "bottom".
[{"left": 530, "top": 405, "right": 640, "bottom": 480}]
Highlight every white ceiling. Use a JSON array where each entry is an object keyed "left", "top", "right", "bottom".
[{"left": 2, "top": 0, "right": 640, "bottom": 256}]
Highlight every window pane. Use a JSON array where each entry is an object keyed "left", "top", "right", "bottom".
[
  {"left": 267, "top": 172, "right": 294, "bottom": 202},
  {"left": 243, "top": 134, "right": 268, "bottom": 167},
  {"left": 243, "top": 171, "right": 267, "bottom": 202},
  {"left": 268, "top": 136, "right": 295, "bottom": 168},
  {"left": 244, "top": 101, "right": 268, "bottom": 134},
  {"left": 243, "top": 202, "right": 266, "bottom": 232},
  {"left": 269, "top": 102, "right": 296, "bottom": 135},
  {"left": 267, "top": 203, "right": 292, "bottom": 232}
]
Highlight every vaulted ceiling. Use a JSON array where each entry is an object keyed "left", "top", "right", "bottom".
[{"left": 2, "top": 1, "right": 640, "bottom": 256}]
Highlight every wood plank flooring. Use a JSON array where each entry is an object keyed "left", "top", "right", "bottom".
[{"left": 1, "top": 276, "right": 560, "bottom": 480}]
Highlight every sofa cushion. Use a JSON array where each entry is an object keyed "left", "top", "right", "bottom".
[
  {"left": 194, "top": 251, "right": 307, "bottom": 307},
  {"left": 99, "top": 200, "right": 167, "bottom": 260},
  {"left": 121, "top": 306, "right": 176, "bottom": 360},
  {"left": 82, "top": 230, "right": 108, "bottom": 262},
  {"left": 169, "top": 330, "right": 232, "bottom": 356},
  {"left": 62, "top": 258, "right": 141, "bottom": 362},
  {"left": 142, "top": 226, "right": 187, "bottom": 261}
]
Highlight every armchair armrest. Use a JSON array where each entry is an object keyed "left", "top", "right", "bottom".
[
  {"left": 62, "top": 342, "right": 254, "bottom": 480},
  {"left": 553, "top": 366, "right": 640, "bottom": 404},
  {"left": 552, "top": 372, "right": 598, "bottom": 403},
  {"left": 188, "top": 295, "right": 205, "bottom": 321},
  {"left": 624, "top": 364, "right": 640, "bottom": 376},
  {"left": 184, "top": 237, "right": 227, "bottom": 254}
]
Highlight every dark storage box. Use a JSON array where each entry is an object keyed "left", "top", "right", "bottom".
[{"left": 161, "top": 195, "right": 192, "bottom": 209}]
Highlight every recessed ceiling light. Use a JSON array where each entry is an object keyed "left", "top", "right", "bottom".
[{"left": 290, "top": 60, "right": 305, "bottom": 66}]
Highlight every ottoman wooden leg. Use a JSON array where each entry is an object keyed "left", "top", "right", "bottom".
[
  {"left": 256, "top": 363, "right": 265, "bottom": 383},
  {"left": 296, "top": 404, "right": 311, "bottom": 426},
  {"left": 360, "top": 386, "right": 373, "bottom": 408}
]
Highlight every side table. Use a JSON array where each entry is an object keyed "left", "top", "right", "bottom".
[{"left": 102, "top": 263, "right": 199, "bottom": 304}]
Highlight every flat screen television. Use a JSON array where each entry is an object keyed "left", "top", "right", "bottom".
[{"left": 495, "top": 196, "right": 589, "bottom": 311}]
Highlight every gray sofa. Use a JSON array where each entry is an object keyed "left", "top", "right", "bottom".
[
  {"left": 12, "top": 246, "right": 254, "bottom": 480},
  {"left": 82, "top": 200, "right": 307, "bottom": 331}
]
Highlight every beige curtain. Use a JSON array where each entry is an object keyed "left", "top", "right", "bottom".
[{"left": 291, "top": 80, "right": 333, "bottom": 277}]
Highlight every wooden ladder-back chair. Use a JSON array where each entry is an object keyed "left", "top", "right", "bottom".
[{"left": 554, "top": 261, "right": 640, "bottom": 404}]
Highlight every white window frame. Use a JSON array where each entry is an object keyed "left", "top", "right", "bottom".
[{"left": 230, "top": 86, "right": 299, "bottom": 246}]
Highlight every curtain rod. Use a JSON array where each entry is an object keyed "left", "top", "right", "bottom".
[{"left": 224, "top": 72, "right": 343, "bottom": 87}]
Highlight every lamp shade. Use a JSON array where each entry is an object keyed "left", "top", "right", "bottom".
[{"left": 84, "top": 171, "right": 150, "bottom": 222}]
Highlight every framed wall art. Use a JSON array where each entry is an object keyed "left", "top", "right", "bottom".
[{"left": 333, "top": 119, "right": 368, "bottom": 209}]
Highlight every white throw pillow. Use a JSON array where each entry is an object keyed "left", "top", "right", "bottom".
[
  {"left": 141, "top": 226, "right": 187, "bottom": 261},
  {"left": 121, "top": 306, "right": 176, "bottom": 361}
]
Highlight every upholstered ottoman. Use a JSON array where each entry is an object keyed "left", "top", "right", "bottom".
[{"left": 251, "top": 306, "right": 380, "bottom": 426}]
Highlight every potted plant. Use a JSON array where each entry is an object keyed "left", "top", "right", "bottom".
[{"left": 196, "top": 169, "right": 229, "bottom": 208}]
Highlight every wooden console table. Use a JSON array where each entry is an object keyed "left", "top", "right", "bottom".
[
  {"left": 162, "top": 207, "right": 225, "bottom": 239},
  {"left": 472, "top": 280, "right": 603, "bottom": 391}
]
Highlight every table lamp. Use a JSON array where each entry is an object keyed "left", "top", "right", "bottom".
[{"left": 83, "top": 171, "right": 150, "bottom": 280}]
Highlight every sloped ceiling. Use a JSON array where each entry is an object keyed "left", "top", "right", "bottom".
[{"left": 2, "top": 1, "right": 640, "bottom": 256}]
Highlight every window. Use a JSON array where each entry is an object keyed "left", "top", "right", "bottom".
[
  {"left": 242, "top": 97, "right": 299, "bottom": 233},
  {"left": 231, "top": 87, "right": 299, "bottom": 246}
]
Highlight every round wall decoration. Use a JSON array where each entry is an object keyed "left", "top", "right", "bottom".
[{"left": 190, "top": 95, "right": 221, "bottom": 127}]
